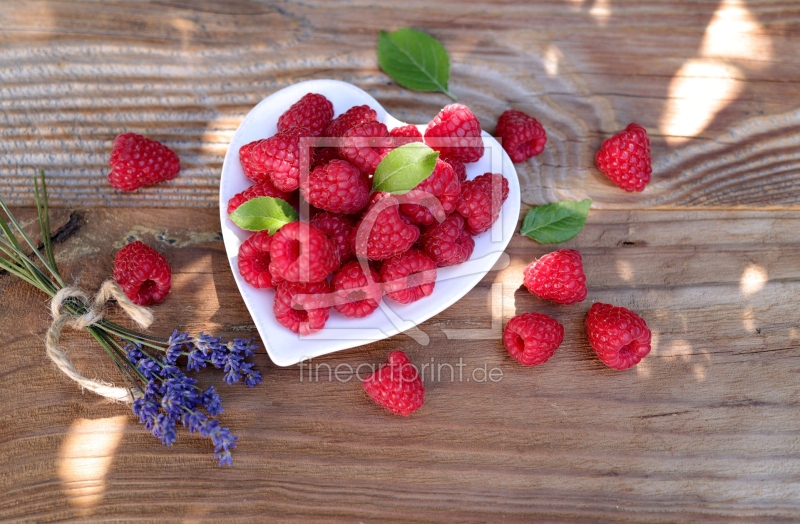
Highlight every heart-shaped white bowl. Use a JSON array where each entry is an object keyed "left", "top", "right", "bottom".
[{"left": 220, "top": 79, "right": 520, "bottom": 366}]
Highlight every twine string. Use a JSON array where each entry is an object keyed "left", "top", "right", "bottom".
[{"left": 45, "top": 280, "right": 154, "bottom": 403}]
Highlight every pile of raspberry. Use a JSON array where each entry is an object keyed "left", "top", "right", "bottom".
[{"left": 229, "top": 93, "right": 509, "bottom": 336}]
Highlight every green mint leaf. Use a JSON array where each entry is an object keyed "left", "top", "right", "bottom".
[
  {"left": 228, "top": 196, "right": 297, "bottom": 234},
  {"left": 377, "top": 28, "right": 456, "bottom": 100},
  {"left": 373, "top": 143, "right": 440, "bottom": 194},
  {"left": 520, "top": 200, "right": 592, "bottom": 244}
]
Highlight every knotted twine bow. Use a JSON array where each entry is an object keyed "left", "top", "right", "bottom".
[{"left": 46, "top": 280, "right": 153, "bottom": 403}]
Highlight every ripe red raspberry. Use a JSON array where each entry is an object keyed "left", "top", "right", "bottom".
[
  {"left": 239, "top": 126, "right": 311, "bottom": 192},
  {"left": 113, "top": 241, "right": 171, "bottom": 306},
  {"left": 444, "top": 157, "right": 467, "bottom": 183},
  {"left": 273, "top": 280, "right": 331, "bottom": 335},
  {"left": 352, "top": 192, "right": 420, "bottom": 260},
  {"left": 324, "top": 105, "right": 378, "bottom": 138},
  {"left": 237, "top": 230, "right": 274, "bottom": 289},
  {"left": 301, "top": 159, "right": 370, "bottom": 215},
  {"left": 586, "top": 303, "right": 652, "bottom": 370},
  {"left": 269, "top": 221, "right": 338, "bottom": 283},
  {"left": 503, "top": 312, "right": 564, "bottom": 366},
  {"left": 226, "top": 180, "right": 291, "bottom": 215},
  {"left": 595, "top": 123, "right": 652, "bottom": 192},
  {"left": 420, "top": 214, "right": 475, "bottom": 267},
  {"left": 362, "top": 350, "right": 424, "bottom": 416},
  {"left": 495, "top": 109, "right": 547, "bottom": 163},
  {"left": 277, "top": 93, "right": 334, "bottom": 137},
  {"left": 108, "top": 133, "right": 180, "bottom": 191},
  {"left": 400, "top": 158, "right": 461, "bottom": 226},
  {"left": 523, "top": 249, "right": 587, "bottom": 305},
  {"left": 455, "top": 173, "right": 509, "bottom": 235},
  {"left": 340, "top": 121, "right": 392, "bottom": 175},
  {"left": 389, "top": 124, "right": 423, "bottom": 147},
  {"left": 312, "top": 146, "right": 339, "bottom": 169},
  {"left": 310, "top": 212, "right": 355, "bottom": 267},
  {"left": 332, "top": 260, "right": 382, "bottom": 318},
  {"left": 424, "top": 104, "right": 484, "bottom": 163},
  {"left": 380, "top": 249, "right": 437, "bottom": 304}
]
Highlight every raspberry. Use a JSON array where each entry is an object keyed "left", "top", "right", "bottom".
[
  {"left": 445, "top": 157, "right": 467, "bottom": 183},
  {"left": 400, "top": 158, "right": 461, "bottom": 226},
  {"left": 362, "top": 350, "right": 424, "bottom": 416},
  {"left": 352, "top": 192, "right": 420, "bottom": 260},
  {"left": 273, "top": 280, "right": 331, "bottom": 335},
  {"left": 523, "top": 249, "right": 587, "bottom": 305},
  {"left": 113, "top": 241, "right": 171, "bottom": 306},
  {"left": 108, "top": 133, "right": 180, "bottom": 191},
  {"left": 424, "top": 104, "right": 484, "bottom": 163},
  {"left": 277, "top": 93, "right": 334, "bottom": 137},
  {"left": 455, "top": 173, "right": 509, "bottom": 235},
  {"left": 389, "top": 124, "right": 423, "bottom": 147},
  {"left": 380, "top": 249, "right": 437, "bottom": 304},
  {"left": 332, "top": 260, "right": 382, "bottom": 318},
  {"left": 595, "top": 123, "right": 652, "bottom": 192},
  {"left": 237, "top": 230, "right": 274, "bottom": 289},
  {"left": 310, "top": 212, "right": 355, "bottom": 266},
  {"left": 324, "top": 105, "right": 378, "bottom": 138},
  {"left": 340, "top": 121, "right": 392, "bottom": 175},
  {"left": 586, "top": 303, "right": 652, "bottom": 370},
  {"left": 420, "top": 214, "right": 475, "bottom": 267},
  {"left": 239, "top": 126, "right": 311, "bottom": 192},
  {"left": 312, "top": 146, "right": 339, "bottom": 169},
  {"left": 503, "top": 312, "right": 564, "bottom": 366},
  {"left": 269, "top": 221, "right": 338, "bottom": 283},
  {"left": 495, "top": 109, "right": 547, "bottom": 163},
  {"left": 301, "top": 159, "right": 369, "bottom": 215},
  {"left": 226, "top": 180, "right": 291, "bottom": 215}
]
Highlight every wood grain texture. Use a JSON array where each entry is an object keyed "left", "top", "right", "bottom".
[
  {"left": 1, "top": 207, "right": 800, "bottom": 522},
  {"left": 1, "top": 0, "right": 800, "bottom": 208}
]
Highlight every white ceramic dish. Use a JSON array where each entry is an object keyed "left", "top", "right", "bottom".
[{"left": 219, "top": 79, "right": 520, "bottom": 366}]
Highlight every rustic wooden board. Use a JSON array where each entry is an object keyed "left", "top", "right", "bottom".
[{"left": 2, "top": 0, "right": 800, "bottom": 521}]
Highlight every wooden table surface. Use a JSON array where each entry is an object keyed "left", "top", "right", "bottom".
[{"left": 2, "top": 1, "right": 800, "bottom": 521}]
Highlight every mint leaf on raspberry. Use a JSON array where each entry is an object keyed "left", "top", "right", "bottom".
[
  {"left": 228, "top": 196, "right": 297, "bottom": 234},
  {"left": 377, "top": 28, "right": 456, "bottom": 100},
  {"left": 520, "top": 199, "right": 591, "bottom": 244},
  {"left": 373, "top": 143, "right": 439, "bottom": 195}
]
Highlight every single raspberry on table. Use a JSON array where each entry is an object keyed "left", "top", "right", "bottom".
[
  {"left": 324, "top": 105, "right": 378, "bottom": 138},
  {"left": 273, "top": 280, "right": 331, "bottom": 335},
  {"left": 301, "top": 159, "right": 370, "bottom": 215},
  {"left": 340, "top": 121, "right": 392, "bottom": 175},
  {"left": 113, "top": 241, "right": 171, "bottom": 306},
  {"left": 237, "top": 230, "right": 274, "bottom": 289},
  {"left": 455, "top": 172, "right": 509, "bottom": 235},
  {"left": 424, "top": 103, "right": 484, "bottom": 163},
  {"left": 586, "top": 303, "right": 652, "bottom": 370},
  {"left": 239, "top": 126, "right": 311, "bottom": 192},
  {"left": 310, "top": 212, "right": 355, "bottom": 267},
  {"left": 269, "top": 221, "right": 338, "bottom": 283},
  {"left": 420, "top": 214, "right": 475, "bottom": 267},
  {"left": 332, "top": 260, "right": 382, "bottom": 318},
  {"left": 495, "top": 109, "right": 547, "bottom": 163},
  {"left": 595, "top": 123, "right": 652, "bottom": 192},
  {"left": 444, "top": 157, "right": 467, "bottom": 183},
  {"left": 523, "top": 249, "right": 587, "bottom": 305},
  {"left": 226, "top": 180, "right": 291, "bottom": 215},
  {"left": 351, "top": 192, "right": 420, "bottom": 260},
  {"left": 503, "top": 312, "right": 564, "bottom": 366},
  {"left": 277, "top": 93, "right": 334, "bottom": 137},
  {"left": 108, "top": 133, "right": 180, "bottom": 191},
  {"left": 362, "top": 350, "right": 425, "bottom": 416},
  {"left": 389, "top": 124, "right": 423, "bottom": 147},
  {"left": 400, "top": 158, "right": 461, "bottom": 226},
  {"left": 380, "top": 249, "right": 437, "bottom": 304}
]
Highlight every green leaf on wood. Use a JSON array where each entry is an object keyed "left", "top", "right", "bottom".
[
  {"left": 377, "top": 28, "right": 456, "bottom": 100},
  {"left": 228, "top": 196, "right": 297, "bottom": 234},
  {"left": 373, "top": 143, "right": 440, "bottom": 194},
  {"left": 520, "top": 200, "right": 592, "bottom": 244}
]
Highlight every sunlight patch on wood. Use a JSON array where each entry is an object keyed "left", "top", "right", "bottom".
[
  {"left": 701, "top": 0, "right": 772, "bottom": 63},
  {"left": 740, "top": 264, "right": 768, "bottom": 296}
]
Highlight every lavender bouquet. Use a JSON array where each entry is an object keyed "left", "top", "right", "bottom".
[{"left": 0, "top": 172, "right": 261, "bottom": 465}]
